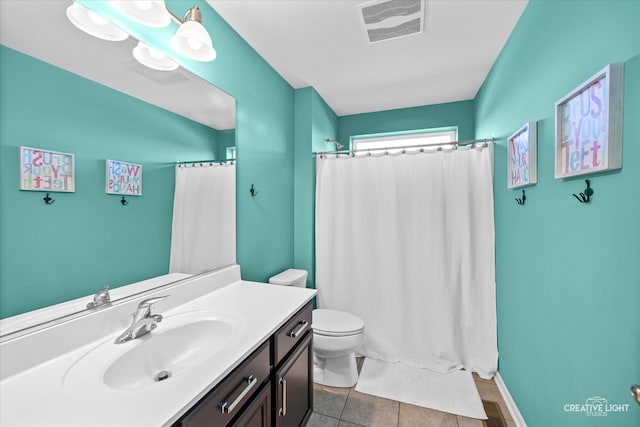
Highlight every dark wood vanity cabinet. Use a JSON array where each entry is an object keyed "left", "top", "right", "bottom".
[
  {"left": 272, "top": 302, "right": 313, "bottom": 427},
  {"left": 174, "top": 301, "right": 313, "bottom": 427}
]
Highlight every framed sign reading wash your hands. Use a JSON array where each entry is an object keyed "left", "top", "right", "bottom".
[
  {"left": 507, "top": 121, "right": 537, "bottom": 189},
  {"left": 105, "top": 159, "right": 142, "bottom": 196}
]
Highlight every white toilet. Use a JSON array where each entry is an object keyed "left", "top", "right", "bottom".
[{"left": 269, "top": 269, "right": 365, "bottom": 388}]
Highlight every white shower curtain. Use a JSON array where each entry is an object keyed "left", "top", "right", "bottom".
[
  {"left": 315, "top": 145, "right": 497, "bottom": 378},
  {"left": 169, "top": 163, "right": 236, "bottom": 274}
]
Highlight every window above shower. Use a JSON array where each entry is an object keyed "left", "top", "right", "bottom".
[{"left": 351, "top": 128, "right": 457, "bottom": 154}]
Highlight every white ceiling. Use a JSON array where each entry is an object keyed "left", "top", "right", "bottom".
[
  {"left": 0, "top": 0, "right": 236, "bottom": 130},
  {"left": 208, "top": 0, "right": 528, "bottom": 116}
]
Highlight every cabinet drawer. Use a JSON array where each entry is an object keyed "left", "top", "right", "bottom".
[
  {"left": 273, "top": 301, "right": 312, "bottom": 367},
  {"left": 177, "top": 340, "right": 271, "bottom": 427}
]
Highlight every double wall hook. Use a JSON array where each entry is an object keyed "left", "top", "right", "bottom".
[
  {"left": 515, "top": 189, "right": 526, "bottom": 205},
  {"left": 573, "top": 179, "right": 594, "bottom": 203},
  {"left": 120, "top": 196, "right": 128, "bottom": 206},
  {"left": 43, "top": 193, "right": 55, "bottom": 205},
  {"left": 249, "top": 184, "right": 258, "bottom": 197}
]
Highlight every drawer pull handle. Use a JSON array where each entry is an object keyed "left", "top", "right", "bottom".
[
  {"left": 220, "top": 374, "right": 258, "bottom": 414},
  {"left": 288, "top": 320, "right": 309, "bottom": 338},
  {"left": 278, "top": 377, "right": 287, "bottom": 416}
]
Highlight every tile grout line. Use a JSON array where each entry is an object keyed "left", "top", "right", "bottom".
[{"left": 337, "top": 387, "right": 350, "bottom": 424}]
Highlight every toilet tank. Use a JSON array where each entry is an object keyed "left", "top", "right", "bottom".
[{"left": 269, "top": 269, "right": 308, "bottom": 287}]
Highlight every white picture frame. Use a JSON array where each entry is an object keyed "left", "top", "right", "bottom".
[
  {"left": 105, "top": 159, "right": 142, "bottom": 196},
  {"left": 554, "top": 63, "right": 623, "bottom": 178},
  {"left": 507, "top": 121, "right": 537, "bottom": 189},
  {"left": 19, "top": 146, "right": 75, "bottom": 192}
]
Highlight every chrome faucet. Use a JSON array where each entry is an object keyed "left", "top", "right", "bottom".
[
  {"left": 87, "top": 285, "right": 111, "bottom": 309},
  {"left": 114, "top": 295, "right": 169, "bottom": 344}
]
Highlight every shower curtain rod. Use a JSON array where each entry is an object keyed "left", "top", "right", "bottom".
[
  {"left": 312, "top": 137, "right": 494, "bottom": 156},
  {"left": 175, "top": 158, "right": 235, "bottom": 166}
]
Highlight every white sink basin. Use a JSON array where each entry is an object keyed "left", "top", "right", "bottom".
[{"left": 64, "top": 309, "right": 246, "bottom": 393}]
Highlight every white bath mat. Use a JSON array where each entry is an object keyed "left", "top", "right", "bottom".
[{"left": 355, "top": 358, "right": 487, "bottom": 419}]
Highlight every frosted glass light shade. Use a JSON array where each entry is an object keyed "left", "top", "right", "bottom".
[
  {"left": 66, "top": 2, "right": 129, "bottom": 41},
  {"left": 111, "top": 0, "right": 171, "bottom": 28},
  {"left": 133, "top": 41, "right": 179, "bottom": 71},
  {"left": 170, "top": 21, "right": 216, "bottom": 62}
]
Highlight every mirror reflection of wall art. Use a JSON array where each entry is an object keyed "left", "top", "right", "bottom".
[
  {"left": 105, "top": 159, "right": 142, "bottom": 196},
  {"left": 19, "top": 146, "right": 75, "bottom": 192},
  {"left": 507, "top": 121, "right": 537, "bottom": 189},
  {"left": 554, "top": 63, "right": 624, "bottom": 178}
]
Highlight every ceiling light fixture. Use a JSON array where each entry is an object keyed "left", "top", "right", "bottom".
[
  {"left": 66, "top": 2, "right": 216, "bottom": 64},
  {"left": 111, "top": 0, "right": 171, "bottom": 28},
  {"left": 169, "top": 6, "right": 217, "bottom": 62},
  {"left": 66, "top": 2, "right": 129, "bottom": 41},
  {"left": 111, "top": 1, "right": 216, "bottom": 62},
  {"left": 132, "top": 41, "right": 179, "bottom": 71}
]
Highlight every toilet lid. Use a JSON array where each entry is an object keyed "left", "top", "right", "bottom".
[{"left": 312, "top": 309, "right": 364, "bottom": 337}]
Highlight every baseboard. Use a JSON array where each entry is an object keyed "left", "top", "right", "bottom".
[{"left": 495, "top": 372, "right": 528, "bottom": 427}]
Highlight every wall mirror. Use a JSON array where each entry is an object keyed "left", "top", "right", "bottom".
[{"left": 0, "top": 0, "right": 236, "bottom": 338}]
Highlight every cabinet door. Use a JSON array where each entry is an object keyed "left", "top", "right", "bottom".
[
  {"left": 230, "top": 382, "right": 271, "bottom": 427},
  {"left": 274, "top": 332, "right": 313, "bottom": 427},
  {"left": 177, "top": 341, "right": 270, "bottom": 427}
]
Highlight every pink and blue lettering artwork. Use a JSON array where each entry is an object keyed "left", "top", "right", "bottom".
[
  {"left": 20, "top": 146, "right": 75, "bottom": 192},
  {"left": 557, "top": 75, "right": 609, "bottom": 177},
  {"left": 106, "top": 159, "right": 142, "bottom": 196},
  {"left": 508, "top": 122, "right": 537, "bottom": 189}
]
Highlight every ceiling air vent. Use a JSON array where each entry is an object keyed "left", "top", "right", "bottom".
[{"left": 358, "top": 0, "right": 426, "bottom": 43}]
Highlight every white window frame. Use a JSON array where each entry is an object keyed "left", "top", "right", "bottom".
[{"left": 351, "top": 128, "right": 457, "bottom": 154}]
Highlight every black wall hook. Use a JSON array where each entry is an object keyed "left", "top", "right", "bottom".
[
  {"left": 573, "top": 179, "right": 594, "bottom": 203},
  {"left": 120, "top": 196, "right": 128, "bottom": 206},
  {"left": 249, "top": 184, "right": 258, "bottom": 197},
  {"left": 43, "top": 193, "right": 55, "bottom": 205},
  {"left": 515, "top": 189, "right": 526, "bottom": 205}
]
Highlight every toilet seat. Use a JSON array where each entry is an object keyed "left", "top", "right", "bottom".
[{"left": 313, "top": 309, "right": 364, "bottom": 337}]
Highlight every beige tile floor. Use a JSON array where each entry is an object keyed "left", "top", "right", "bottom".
[{"left": 306, "top": 359, "right": 516, "bottom": 427}]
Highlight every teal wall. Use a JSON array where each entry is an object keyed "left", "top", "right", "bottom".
[
  {"left": 338, "top": 100, "right": 475, "bottom": 147},
  {"left": 172, "top": 0, "right": 296, "bottom": 282},
  {"left": 0, "top": 46, "right": 220, "bottom": 317},
  {"left": 2, "top": 0, "right": 297, "bottom": 317},
  {"left": 293, "top": 87, "right": 339, "bottom": 289},
  {"left": 475, "top": 1, "right": 640, "bottom": 426},
  {"left": 79, "top": 0, "right": 296, "bottom": 282}
]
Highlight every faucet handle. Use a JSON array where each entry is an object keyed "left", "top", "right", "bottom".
[
  {"left": 98, "top": 284, "right": 110, "bottom": 297},
  {"left": 138, "top": 295, "right": 169, "bottom": 309},
  {"left": 86, "top": 285, "right": 111, "bottom": 309}
]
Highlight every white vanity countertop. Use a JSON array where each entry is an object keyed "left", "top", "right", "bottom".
[
  {"left": 0, "top": 273, "right": 192, "bottom": 338},
  {"left": 0, "top": 279, "right": 317, "bottom": 426}
]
